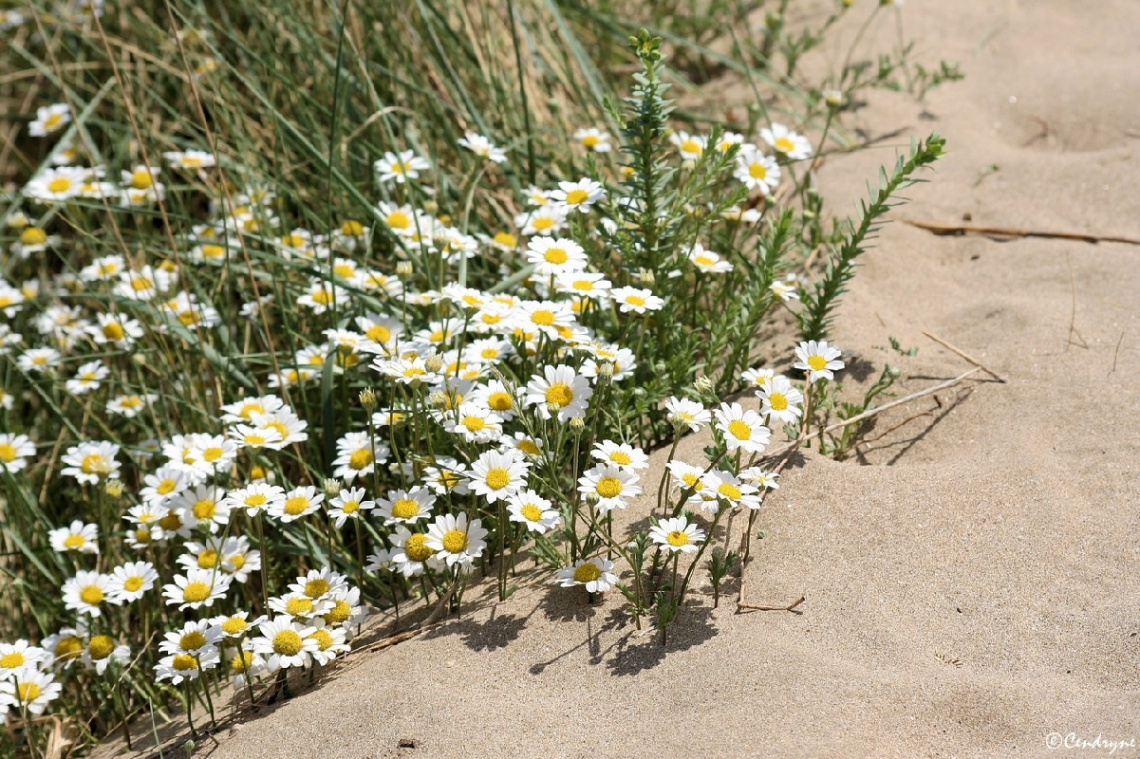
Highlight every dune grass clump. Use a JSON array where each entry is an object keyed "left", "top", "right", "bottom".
[{"left": 0, "top": 0, "right": 947, "bottom": 753}]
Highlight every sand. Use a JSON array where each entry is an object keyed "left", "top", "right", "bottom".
[{"left": 96, "top": 1, "right": 1140, "bottom": 757}]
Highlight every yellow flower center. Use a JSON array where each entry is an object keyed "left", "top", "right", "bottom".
[
  {"left": 349, "top": 448, "right": 373, "bottom": 470},
  {"left": 182, "top": 582, "right": 211, "bottom": 603},
  {"left": 202, "top": 446, "right": 224, "bottom": 462},
  {"left": 596, "top": 478, "right": 622, "bottom": 499},
  {"left": 775, "top": 136, "right": 796, "bottom": 153},
  {"left": 243, "top": 433, "right": 268, "bottom": 446},
  {"left": 222, "top": 617, "right": 248, "bottom": 636},
  {"left": 304, "top": 579, "right": 330, "bottom": 598},
  {"left": 748, "top": 163, "right": 767, "bottom": 180},
  {"left": 719, "top": 483, "right": 742, "bottom": 500},
  {"left": 442, "top": 529, "right": 467, "bottom": 554},
  {"left": 341, "top": 220, "right": 364, "bottom": 236},
  {"left": 769, "top": 392, "right": 788, "bottom": 411},
  {"left": 156, "top": 479, "right": 178, "bottom": 495},
  {"left": 625, "top": 295, "right": 646, "bottom": 307},
  {"left": 695, "top": 254, "right": 716, "bottom": 267},
  {"left": 123, "top": 576, "right": 144, "bottom": 592},
  {"left": 159, "top": 512, "right": 182, "bottom": 531},
  {"left": 530, "top": 310, "right": 555, "bottom": 326},
  {"left": 727, "top": 420, "right": 752, "bottom": 440},
  {"left": 20, "top": 227, "right": 47, "bottom": 246},
  {"left": 573, "top": 562, "right": 601, "bottom": 583},
  {"left": 341, "top": 500, "right": 360, "bottom": 514},
  {"left": 193, "top": 500, "right": 216, "bottom": 520},
  {"left": 308, "top": 629, "right": 334, "bottom": 651},
  {"left": 463, "top": 416, "right": 486, "bottom": 432},
  {"left": 391, "top": 498, "right": 420, "bottom": 519},
  {"left": 403, "top": 366, "right": 425, "bottom": 379},
  {"left": 172, "top": 653, "right": 197, "bottom": 671},
  {"left": 63, "top": 533, "right": 86, "bottom": 550},
  {"left": 325, "top": 599, "right": 351, "bottom": 624},
  {"left": 196, "top": 549, "right": 220, "bottom": 569},
  {"left": 286, "top": 597, "right": 313, "bottom": 616},
  {"left": 484, "top": 468, "right": 510, "bottom": 490},
  {"left": 88, "top": 635, "right": 115, "bottom": 660},
  {"left": 667, "top": 530, "right": 690, "bottom": 547},
  {"left": 54, "top": 637, "right": 83, "bottom": 661},
  {"left": 0, "top": 652, "right": 25, "bottom": 668},
  {"left": 79, "top": 585, "right": 104, "bottom": 605},
  {"left": 581, "top": 134, "right": 600, "bottom": 147},
  {"left": 283, "top": 496, "right": 310, "bottom": 516},
  {"left": 200, "top": 244, "right": 225, "bottom": 259},
  {"left": 404, "top": 533, "right": 434, "bottom": 562},
  {"left": 48, "top": 177, "right": 72, "bottom": 193},
  {"left": 544, "top": 383, "right": 573, "bottom": 407},
  {"left": 609, "top": 451, "right": 632, "bottom": 466},
  {"left": 493, "top": 232, "right": 516, "bottom": 247},
  {"left": 17, "top": 683, "right": 41, "bottom": 703},
  {"left": 366, "top": 325, "right": 391, "bottom": 343},
  {"left": 532, "top": 217, "right": 554, "bottom": 231},
  {"left": 227, "top": 553, "right": 245, "bottom": 570},
  {"left": 312, "top": 289, "right": 334, "bottom": 306},
  {"left": 231, "top": 650, "right": 253, "bottom": 673},
  {"left": 520, "top": 504, "right": 543, "bottom": 522},
  {"left": 518, "top": 440, "right": 541, "bottom": 455},
  {"left": 44, "top": 113, "right": 63, "bottom": 129},
  {"left": 241, "top": 490, "right": 265, "bottom": 508},
  {"left": 807, "top": 355, "right": 827, "bottom": 371},
  {"left": 130, "top": 170, "right": 154, "bottom": 190},
  {"left": 680, "top": 139, "right": 701, "bottom": 154},
  {"left": 543, "top": 248, "right": 568, "bottom": 265},
  {"left": 487, "top": 392, "right": 513, "bottom": 411},
  {"left": 180, "top": 156, "right": 204, "bottom": 168},
  {"left": 333, "top": 262, "right": 355, "bottom": 278},
  {"left": 564, "top": 189, "right": 589, "bottom": 205}
]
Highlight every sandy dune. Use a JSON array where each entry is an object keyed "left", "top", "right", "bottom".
[{"left": 97, "top": 1, "right": 1140, "bottom": 757}]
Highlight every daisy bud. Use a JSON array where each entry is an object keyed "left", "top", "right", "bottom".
[
  {"left": 598, "top": 362, "right": 614, "bottom": 380},
  {"left": 637, "top": 268, "right": 655, "bottom": 285},
  {"left": 546, "top": 401, "right": 562, "bottom": 415},
  {"left": 105, "top": 479, "right": 124, "bottom": 498},
  {"left": 823, "top": 89, "right": 844, "bottom": 108},
  {"left": 424, "top": 355, "right": 443, "bottom": 373},
  {"left": 131, "top": 353, "right": 146, "bottom": 366},
  {"left": 323, "top": 478, "right": 342, "bottom": 498},
  {"left": 359, "top": 387, "right": 377, "bottom": 411},
  {"left": 569, "top": 416, "right": 586, "bottom": 431},
  {"left": 584, "top": 491, "right": 600, "bottom": 508},
  {"left": 396, "top": 260, "right": 414, "bottom": 278},
  {"left": 422, "top": 200, "right": 439, "bottom": 215},
  {"left": 694, "top": 375, "right": 714, "bottom": 395},
  {"left": 428, "top": 391, "right": 449, "bottom": 409}
]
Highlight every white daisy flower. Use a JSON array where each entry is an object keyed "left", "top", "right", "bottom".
[
  {"left": 549, "top": 178, "right": 605, "bottom": 213},
  {"left": 62, "top": 571, "right": 115, "bottom": 618},
  {"left": 388, "top": 527, "right": 442, "bottom": 577},
  {"left": 252, "top": 618, "right": 319, "bottom": 672},
  {"left": 328, "top": 486, "right": 374, "bottom": 528},
  {"left": 48, "top": 520, "right": 99, "bottom": 554},
  {"left": 793, "top": 340, "right": 845, "bottom": 382},
  {"left": 28, "top": 103, "right": 70, "bottom": 137},
  {"left": 714, "top": 402, "right": 771, "bottom": 454},
  {"left": 268, "top": 486, "right": 324, "bottom": 523},
  {"left": 760, "top": 122, "right": 813, "bottom": 160},
  {"left": 467, "top": 449, "right": 529, "bottom": 503},
  {"left": 0, "top": 670, "right": 62, "bottom": 715},
  {"left": 376, "top": 486, "right": 436, "bottom": 526},
  {"left": 734, "top": 145, "right": 781, "bottom": 194},
  {"left": 424, "top": 512, "right": 489, "bottom": 568},
  {"left": 374, "top": 150, "right": 430, "bottom": 185},
  {"left": 664, "top": 397, "right": 710, "bottom": 432},
  {"left": 162, "top": 569, "right": 232, "bottom": 610},
  {"left": 757, "top": 375, "right": 804, "bottom": 426},
  {"left": 80, "top": 635, "right": 130, "bottom": 675},
  {"left": 524, "top": 364, "right": 593, "bottom": 422},
  {"left": 591, "top": 440, "right": 649, "bottom": 471},
  {"left": 0, "top": 640, "right": 47, "bottom": 678},
  {"left": 556, "top": 556, "right": 617, "bottom": 593},
  {"left": 578, "top": 465, "right": 642, "bottom": 513},
  {"left": 649, "top": 516, "right": 706, "bottom": 553},
  {"left": 222, "top": 482, "right": 286, "bottom": 517},
  {"left": 60, "top": 441, "right": 120, "bottom": 485},
  {"left": 572, "top": 127, "right": 611, "bottom": 152},
  {"left": 525, "top": 237, "right": 588, "bottom": 277},
  {"left": 506, "top": 490, "right": 561, "bottom": 534},
  {"left": 611, "top": 286, "right": 664, "bottom": 314},
  {"left": 0, "top": 433, "right": 35, "bottom": 473},
  {"left": 445, "top": 403, "right": 504, "bottom": 444},
  {"left": 670, "top": 130, "right": 706, "bottom": 160},
  {"left": 106, "top": 561, "right": 158, "bottom": 604},
  {"left": 457, "top": 132, "right": 507, "bottom": 164}
]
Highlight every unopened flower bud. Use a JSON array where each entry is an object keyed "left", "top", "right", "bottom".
[
  {"left": 422, "top": 200, "right": 439, "bottom": 215},
  {"left": 424, "top": 355, "right": 443, "bottom": 373},
  {"left": 359, "top": 387, "right": 377, "bottom": 411},
  {"left": 428, "top": 391, "right": 449, "bottom": 409},
  {"left": 637, "top": 268, "right": 656, "bottom": 285},
  {"left": 598, "top": 362, "right": 615, "bottom": 379},
  {"left": 323, "top": 478, "right": 342, "bottom": 498},
  {"left": 105, "top": 479, "right": 124, "bottom": 498},
  {"left": 396, "top": 260, "right": 414, "bottom": 278},
  {"left": 546, "top": 401, "right": 562, "bottom": 415},
  {"left": 694, "top": 375, "right": 714, "bottom": 394},
  {"left": 569, "top": 416, "right": 586, "bottom": 431},
  {"left": 584, "top": 492, "right": 600, "bottom": 507}
]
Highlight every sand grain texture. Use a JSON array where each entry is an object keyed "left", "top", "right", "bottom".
[{"left": 100, "top": 2, "right": 1140, "bottom": 757}]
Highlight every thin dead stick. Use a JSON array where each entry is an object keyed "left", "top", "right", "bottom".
[
  {"left": 764, "top": 367, "right": 982, "bottom": 461},
  {"left": 902, "top": 219, "right": 1140, "bottom": 247},
  {"left": 922, "top": 331, "right": 1007, "bottom": 383},
  {"left": 739, "top": 595, "right": 806, "bottom": 613}
]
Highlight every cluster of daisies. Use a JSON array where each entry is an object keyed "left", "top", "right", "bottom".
[{"left": 1, "top": 97, "right": 837, "bottom": 734}]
